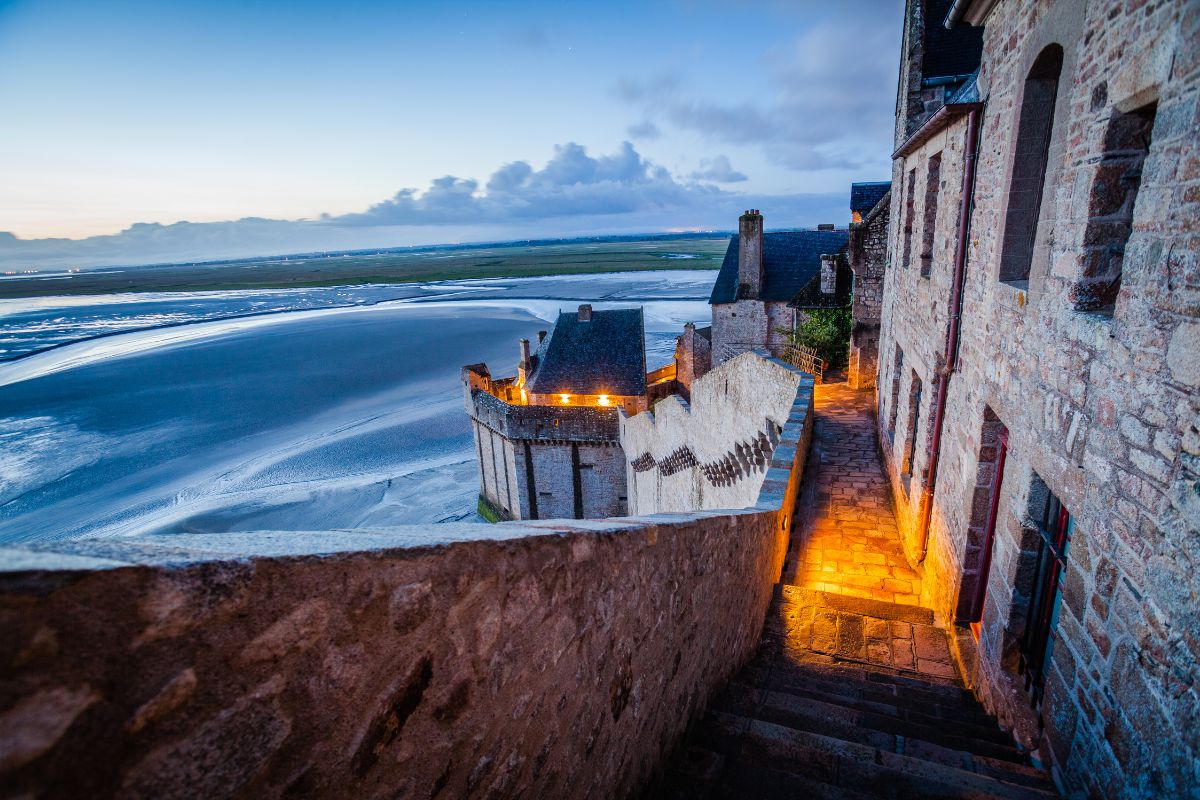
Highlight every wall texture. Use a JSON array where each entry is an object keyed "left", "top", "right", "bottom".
[
  {"left": 621, "top": 352, "right": 812, "bottom": 517},
  {"left": 848, "top": 193, "right": 891, "bottom": 390},
  {"left": 0, "top": 508, "right": 794, "bottom": 800},
  {"left": 710, "top": 301, "right": 794, "bottom": 365},
  {"left": 877, "top": 1, "right": 1199, "bottom": 797}
]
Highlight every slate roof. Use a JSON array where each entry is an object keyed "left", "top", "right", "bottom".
[
  {"left": 526, "top": 307, "right": 647, "bottom": 397},
  {"left": 922, "top": 0, "right": 984, "bottom": 79},
  {"left": 851, "top": 182, "right": 892, "bottom": 214},
  {"left": 708, "top": 229, "right": 850, "bottom": 305}
]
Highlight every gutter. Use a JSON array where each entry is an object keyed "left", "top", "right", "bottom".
[
  {"left": 893, "top": 103, "right": 984, "bottom": 160},
  {"left": 916, "top": 106, "right": 982, "bottom": 563}
]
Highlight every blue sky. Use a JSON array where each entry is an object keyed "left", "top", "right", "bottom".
[{"left": 0, "top": 0, "right": 904, "bottom": 268}]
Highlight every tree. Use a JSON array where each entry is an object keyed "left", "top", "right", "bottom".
[{"left": 777, "top": 306, "right": 853, "bottom": 372}]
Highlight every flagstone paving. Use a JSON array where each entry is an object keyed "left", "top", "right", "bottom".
[{"left": 781, "top": 381, "right": 923, "bottom": 605}]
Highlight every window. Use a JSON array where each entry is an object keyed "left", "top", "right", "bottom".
[
  {"left": 999, "top": 44, "right": 1064, "bottom": 285},
  {"left": 1074, "top": 102, "right": 1157, "bottom": 313},
  {"left": 920, "top": 152, "right": 943, "bottom": 278},
  {"left": 1018, "top": 484, "right": 1073, "bottom": 707},
  {"left": 902, "top": 167, "right": 917, "bottom": 270},
  {"left": 901, "top": 371, "right": 923, "bottom": 493},
  {"left": 957, "top": 410, "right": 1009, "bottom": 630},
  {"left": 887, "top": 345, "right": 904, "bottom": 441}
]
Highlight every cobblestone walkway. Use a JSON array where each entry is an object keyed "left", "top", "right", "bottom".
[{"left": 781, "top": 382, "right": 922, "bottom": 605}]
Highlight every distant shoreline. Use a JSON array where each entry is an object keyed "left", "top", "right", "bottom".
[{"left": 0, "top": 234, "right": 729, "bottom": 299}]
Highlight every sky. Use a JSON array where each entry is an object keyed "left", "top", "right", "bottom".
[{"left": 0, "top": 0, "right": 905, "bottom": 269}]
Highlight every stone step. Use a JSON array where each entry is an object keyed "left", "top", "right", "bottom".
[
  {"left": 779, "top": 585, "right": 936, "bottom": 625},
  {"left": 748, "top": 653, "right": 982, "bottom": 710},
  {"left": 715, "top": 682, "right": 1046, "bottom": 781},
  {"left": 714, "top": 760, "right": 881, "bottom": 800},
  {"left": 740, "top": 664, "right": 1003, "bottom": 734},
  {"left": 698, "top": 712, "right": 1059, "bottom": 800}
]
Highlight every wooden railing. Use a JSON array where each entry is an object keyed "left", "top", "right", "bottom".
[{"left": 781, "top": 345, "right": 826, "bottom": 384}]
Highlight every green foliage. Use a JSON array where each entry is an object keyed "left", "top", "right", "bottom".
[
  {"left": 476, "top": 495, "right": 502, "bottom": 524},
  {"left": 778, "top": 306, "right": 854, "bottom": 371}
]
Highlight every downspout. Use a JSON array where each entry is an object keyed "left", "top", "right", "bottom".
[{"left": 917, "top": 107, "right": 981, "bottom": 562}]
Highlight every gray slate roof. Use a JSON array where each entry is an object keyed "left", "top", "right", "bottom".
[
  {"left": 526, "top": 307, "right": 646, "bottom": 397},
  {"left": 708, "top": 229, "right": 850, "bottom": 305},
  {"left": 851, "top": 182, "right": 892, "bottom": 214}
]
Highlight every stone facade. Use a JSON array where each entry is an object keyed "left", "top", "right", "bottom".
[
  {"left": 464, "top": 368, "right": 627, "bottom": 521},
  {"left": 620, "top": 352, "right": 814, "bottom": 516},
  {"left": 710, "top": 300, "right": 797, "bottom": 365},
  {"left": 876, "top": 1, "right": 1199, "bottom": 797},
  {"left": 0, "top": 507, "right": 794, "bottom": 800},
  {"left": 848, "top": 192, "right": 891, "bottom": 390}
]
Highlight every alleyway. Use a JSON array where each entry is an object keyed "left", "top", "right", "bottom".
[
  {"left": 781, "top": 382, "right": 921, "bottom": 605},
  {"left": 652, "top": 384, "right": 1059, "bottom": 798}
]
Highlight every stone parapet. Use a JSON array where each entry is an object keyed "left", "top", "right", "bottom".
[
  {"left": 0, "top": 505, "right": 792, "bottom": 799},
  {"left": 469, "top": 389, "right": 620, "bottom": 444}
]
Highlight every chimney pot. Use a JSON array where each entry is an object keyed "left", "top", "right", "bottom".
[
  {"left": 519, "top": 338, "right": 531, "bottom": 367},
  {"left": 578, "top": 304, "right": 592, "bottom": 322},
  {"left": 817, "top": 223, "right": 835, "bottom": 231},
  {"left": 537, "top": 330, "right": 547, "bottom": 343}
]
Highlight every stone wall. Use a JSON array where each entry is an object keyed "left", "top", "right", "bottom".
[
  {"left": 876, "top": 1, "right": 1199, "bottom": 797},
  {"left": 0, "top": 506, "right": 795, "bottom": 800},
  {"left": 848, "top": 192, "right": 891, "bottom": 390},
  {"left": 620, "top": 352, "right": 813, "bottom": 517}
]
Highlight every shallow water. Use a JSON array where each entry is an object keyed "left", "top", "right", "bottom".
[{"left": 0, "top": 270, "right": 714, "bottom": 544}]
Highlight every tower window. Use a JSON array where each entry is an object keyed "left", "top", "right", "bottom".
[{"left": 902, "top": 167, "right": 917, "bottom": 270}]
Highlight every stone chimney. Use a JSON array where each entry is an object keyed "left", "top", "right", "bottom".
[
  {"left": 537, "top": 330, "right": 547, "bottom": 344},
  {"left": 578, "top": 304, "right": 592, "bottom": 322},
  {"left": 519, "top": 338, "right": 531, "bottom": 369},
  {"left": 820, "top": 254, "right": 838, "bottom": 295},
  {"left": 738, "top": 209, "right": 764, "bottom": 299},
  {"left": 817, "top": 223, "right": 835, "bottom": 231}
]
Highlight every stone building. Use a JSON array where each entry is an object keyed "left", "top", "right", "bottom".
[
  {"left": 708, "top": 210, "right": 851, "bottom": 365},
  {"left": 848, "top": 182, "right": 892, "bottom": 389},
  {"left": 874, "top": 0, "right": 1199, "bottom": 796},
  {"left": 463, "top": 305, "right": 651, "bottom": 521}
]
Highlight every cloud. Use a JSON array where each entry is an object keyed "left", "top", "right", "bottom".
[
  {"left": 0, "top": 141, "right": 848, "bottom": 270},
  {"left": 614, "top": 3, "right": 903, "bottom": 173},
  {"left": 690, "top": 155, "right": 747, "bottom": 183},
  {"left": 626, "top": 120, "right": 661, "bottom": 140}
]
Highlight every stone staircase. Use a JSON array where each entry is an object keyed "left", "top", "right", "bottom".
[{"left": 647, "top": 588, "right": 1060, "bottom": 800}]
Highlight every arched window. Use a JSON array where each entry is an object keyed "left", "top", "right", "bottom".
[{"left": 998, "top": 44, "right": 1064, "bottom": 285}]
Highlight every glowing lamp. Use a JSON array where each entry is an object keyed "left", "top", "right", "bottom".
[
  {"left": 598, "top": 395, "right": 611, "bottom": 406},
  {"left": 560, "top": 394, "right": 570, "bottom": 404}
]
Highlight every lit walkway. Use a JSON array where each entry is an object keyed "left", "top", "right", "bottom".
[{"left": 781, "top": 382, "right": 922, "bottom": 605}]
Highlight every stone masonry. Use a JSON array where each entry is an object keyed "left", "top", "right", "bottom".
[
  {"left": 876, "top": 1, "right": 1199, "bottom": 797},
  {"left": 848, "top": 192, "right": 891, "bottom": 390}
]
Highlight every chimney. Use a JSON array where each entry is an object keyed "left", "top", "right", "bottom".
[
  {"left": 737, "top": 209, "right": 764, "bottom": 299},
  {"left": 817, "top": 223, "right": 835, "bottom": 231},
  {"left": 578, "top": 304, "right": 592, "bottom": 322},
  {"left": 537, "top": 330, "right": 547, "bottom": 343},
  {"left": 820, "top": 254, "right": 838, "bottom": 295},
  {"left": 519, "top": 338, "right": 531, "bottom": 368}
]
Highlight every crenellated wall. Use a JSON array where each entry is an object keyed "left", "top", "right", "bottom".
[{"left": 620, "top": 352, "right": 813, "bottom": 517}]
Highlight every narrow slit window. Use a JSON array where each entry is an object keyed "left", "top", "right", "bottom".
[
  {"left": 902, "top": 167, "right": 917, "bottom": 270},
  {"left": 887, "top": 346, "right": 905, "bottom": 441},
  {"left": 958, "top": 410, "right": 1009, "bottom": 631},
  {"left": 920, "top": 152, "right": 943, "bottom": 278},
  {"left": 1018, "top": 484, "right": 1073, "bottom": 708},
  {"left": 998, "top": 44, "right": 1064, "bottom": 285}
]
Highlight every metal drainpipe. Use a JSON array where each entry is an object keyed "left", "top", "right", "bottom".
[{"left": 917, "top": 107, "right": 981, "bottom": 562}]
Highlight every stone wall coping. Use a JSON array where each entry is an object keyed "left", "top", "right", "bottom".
[{"left": 0, "top": 509, "right": 770, "bottom": 576}]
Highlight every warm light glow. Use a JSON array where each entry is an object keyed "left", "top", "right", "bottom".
[
  {"left": 520, "top": 389, "right": 527, "bottom": 403},
  {"left": 597, "top": 395, "right": 611, "bottom": 406},
  {"left": 559, "top": 394, "right": 570, "bottom": 404}
]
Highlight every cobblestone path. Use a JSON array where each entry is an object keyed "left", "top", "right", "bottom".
[{"left": 781, "top": 381, "right": 923, "bottom": 605}]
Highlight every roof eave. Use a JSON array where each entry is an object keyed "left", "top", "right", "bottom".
[
  {"left": 892, "top": 102, "right": 984, "bottom": 159},
  {"left": 944, "top": 0, "right": 998, "bottom": 28}
]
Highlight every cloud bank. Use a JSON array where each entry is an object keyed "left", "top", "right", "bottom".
[{"left": 0, "top": 142, "right": 845, "bottom": 270}]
